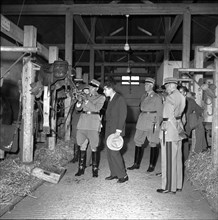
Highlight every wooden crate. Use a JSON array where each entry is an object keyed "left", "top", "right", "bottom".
[{"left": 31, "top": 166, "right": 66, "bottom": 184}]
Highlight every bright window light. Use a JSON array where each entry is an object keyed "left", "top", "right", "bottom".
[{"left": 121, "top": 76, "right": 139, "bottom": 85}]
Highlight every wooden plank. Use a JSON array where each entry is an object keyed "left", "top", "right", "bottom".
[
  {"left": 182, "top": 9, "right": 191, "bottom": 68},
  {"left": 178, "top": 68, "right": 215, "bottom": 72},
  {"left": 48, "top": 46, "right": 59, "bottom": 150},
  {"left": 64, "top": 12, "right": 73, "bottom": 141},
  {"left": 0, "top": 46, "right": 38, "bottom": 52},
  {"left": 2, "top": 4, "right": 218, "bottom": 15},
  {"left": 31, "top": 166, "right": 66, "bottom": 184},
  {"left": 21, "top": 26, "right": 36, "bottom": 163}
]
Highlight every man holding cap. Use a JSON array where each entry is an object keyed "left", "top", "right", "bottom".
[
  {"left": 127, "top": 77, "right": 163, "bottom": 173},
  {"left": 103, "top": 78, "right": 128, "bottom": 183},
  {"left": 157, "top": 77, "right": 186, "bottom": 194},
  {"left": 75, "top": 79, "right": 106, "bottom": 178}
]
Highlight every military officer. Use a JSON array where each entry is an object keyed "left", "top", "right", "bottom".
[
  {"left": 75, "top": 79, "right": 106, "bottom": 177},
  {"left": 127, "top": 77, "right": 163, "bottom": 173},
  {"left": 157, "top": 77, "right": 186, "bottom": 194}
]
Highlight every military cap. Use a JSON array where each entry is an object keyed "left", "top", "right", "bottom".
[
  {"left": 163, "top": 77, "right": 178, "bottom": 85},
  {"left": 89, "top": 79, "right": 101, "bottom": 87},
  {"left": 145, "top": 77, "right": 155, "bottom": 84}
]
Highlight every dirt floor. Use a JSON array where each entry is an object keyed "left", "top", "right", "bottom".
[{"left": 1, "top": 124, "right": 218, "bottom": 219}]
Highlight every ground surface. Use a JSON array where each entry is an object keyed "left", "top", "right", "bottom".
[{"left": 1, "top": 125, "right": 217, "bottom": 219}]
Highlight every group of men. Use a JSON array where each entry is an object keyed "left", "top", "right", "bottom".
[{"left": 71, "top": 76, "right": 193, "bottom": 193}]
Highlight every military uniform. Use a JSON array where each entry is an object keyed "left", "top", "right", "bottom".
[
  {"left": 75, "top": 79, "right": 106, "bottom": 177},
  {"left": 128, "top": 77, "right": 163, "bottom": 172},
  {"left": 157, "top": 77, "right": 186, "bottom": 194}
]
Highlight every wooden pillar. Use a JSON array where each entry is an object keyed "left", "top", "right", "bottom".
[
  {"left": 21, "top": 26, "right": 37, "bottom": 163},
  {"left": 0, "top": 78, "right": 5, "bottom": 159},
  {"left": 182, "top": 9, "right": 191, "bottom": 68},
  {"left": 65, "top": 11, "right": 73, "bottom": 141},
  {"left": 89, "top": 18, "right": 96, "bottom": 80},
  {"left": 48, "top": 46, "right": 59, "bottom": 150},
  {"left": 212, "top": 25, "right": 218, "bottom": 169},
  {"left": 212, "top": 58, "right": 218, "bottom": 169}
]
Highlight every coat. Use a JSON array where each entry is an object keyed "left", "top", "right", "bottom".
[
  {"left": 160, "top": 89, "right": 186, "bottom": 142},
  {"left": 105, "top": 93, "right": 127, "bottom": 138},
  {"left": 136, "top": 91, "right": 163, "bottom": 132}
]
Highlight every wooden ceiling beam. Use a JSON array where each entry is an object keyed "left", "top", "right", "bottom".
[
  {"left": 2, "top": 4, "right": 218, "bottom": 15},
  {"left": 96, "top": 35, "right": 165, "bottom": 41},
  {"left": 45, "top": 43, "right": 202, "bottom": 51},
  {"left": 165, "top": 15, "right": 183, "bottom": 44},
  {"left": 75, "top": 62, "right": 160, "bottom": 67}
]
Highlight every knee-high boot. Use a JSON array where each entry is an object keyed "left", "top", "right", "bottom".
[
  {"left": 147, "top": 147, "right": 159, "bottom": 172},
  {"left": 75, "top": 150, "right": 86, "bottom": 176},
  {"left": 71, "top": 144, "right": 79, "bottom": 163},
  {"left": 127, "top": 146, "right": 142, "bottom": 170},
  {"left": 92, "top": 151, "right": 98, "bottom": 177}
]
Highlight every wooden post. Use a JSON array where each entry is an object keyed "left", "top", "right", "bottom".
[
  {"left": 212, "top": 25, "right": 218, "bottom": 169},
  {"left": 89, "top": 17, "right": 96, "bottom": 80},
  {"left": 212, "top": 58, "right": 218, "bottom": 169},
  {"left": 64, "top": 11, "right": 73, "bottom": 141},
  {"left": 21, "top": 26, "right": 37, "bottom": 163},
  {"left": 182, "top": 9, "right": 191, "bottom": 68},
  {"left": 0, "top": 78, "right": 5, "bottom": 159},
  {"left": 48, "top": 46, "right": 59, "bottom": 150}
]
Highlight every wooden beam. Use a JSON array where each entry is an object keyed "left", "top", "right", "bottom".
[
  {"left": 65, "top": 12, "right": 73, "bottom": 141},
  {"left": 21, "top": 26, "right": 36, "bottom": 163},
  {"left": 96, "top": 35, "right": 165, "bottom": 41},
  {"left": 182, "top": 9, "right": 191, "bottom": 68},
  {"left": 2, "top": 4, "right": 218, "bottom": 15},
  {"left": 48, "top": 46, "right": 59, "bottom": 150},
  {"left": 198, "top": 47, "right": 218, "bottom": 53},
  {"left": 165, "top": 15, "right": 183, "bottom": 44},
  {"left": 1, "top": 14, "right": 49, "bottom": 60},
  {"left": 178, "top": 68, "right": 215, "bottom": 72},
  {"left": 45, "top": 43, "right": 204, "bottom": 51},
  {"left": 75, "top": 62, "right": 160, "bottom": 67},
  {"left": 0, "top": 46, "right": 38, "bottom": 52}
]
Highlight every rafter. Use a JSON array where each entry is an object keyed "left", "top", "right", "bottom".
[{"left": 2, "top": 4, "right": 218, "bottom": 15}]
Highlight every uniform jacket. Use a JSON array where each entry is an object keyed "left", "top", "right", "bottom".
[
  {"left": 136, "top": 91, "right": 163, "bottom": 131},
  {"left": 160, "top": 89, "right": 186, "bottom": 141},
  {"left": 76, "top": 93, "right": 106, "bottom": 131},
  {"left": 105, "top": 93, "right": 127, "bottom": 138}
]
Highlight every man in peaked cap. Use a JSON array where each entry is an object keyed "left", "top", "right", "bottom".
[
  {"left": 157, "top": 76, "right": 186, "bottom": 194},
  {"left": 74, "top": 78, "right": 106, "bottom": 178},
  {"left": 127, "top": 77, "right": 163, "bottom": 173}
]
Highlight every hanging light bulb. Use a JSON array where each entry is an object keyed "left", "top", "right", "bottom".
[
  {"left": 127, "top": 66, "right": 131, "bottom": 74},
  {"left": 124, "top": 14, "right": 130, "bottom": 51},
  {"left": 124, "top": 43, "right": 130, "bottom": 51}
]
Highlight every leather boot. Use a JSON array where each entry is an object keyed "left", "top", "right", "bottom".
[
  {"left": 75, "top": 150, "right": 86, "bottom": 176},
  {"left": 92, "top": 151, "right": 98, "bottom": 177},
  {"left": 127, "top": 146, "right": 142, "bottom": 170},
  {"left": 71, "top": 144, "right": 79, "bottom": 163},
  {"left": 147, "top": 147, "right": 159, "bottom": 172}
]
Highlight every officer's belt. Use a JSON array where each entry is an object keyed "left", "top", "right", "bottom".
[
  {"left": 141, "top": 111, "right": 157, "bottom": 114},
  {"left": 82, "top": 111, "right": 99, "bottom": 115},
  {"left": 163, "top": 116, "right": 181, "bottom": 121}
]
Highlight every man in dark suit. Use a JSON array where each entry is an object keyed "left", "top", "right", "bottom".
[{"left": 103, "top": 78, "right": 128, "bottom": 183}]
